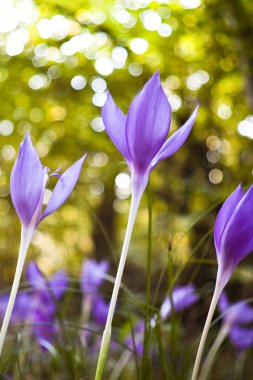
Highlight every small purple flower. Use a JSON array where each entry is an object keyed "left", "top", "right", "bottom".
[
  {"left": 125, "top": 286, "right": 198, "bottom": 357},
  {"left": 219, "top": 293, "right": 253, "bottom": 351},
  {"left": 0, "top": 292, "right": 31, "bottom": 324},
  {"left": 102, "top": 72, "right": 198, "bottom": 195},
  {"left": 214, "top": 184, "right": 253, "bottom": 287},
  {"left": 160, "top": 285, "right": 199, "bottom": 320},
  {"left": 80, "top": 259, "right": 109, "bottom": 295},
  {"left": 92, "top": 295, "right": 110, "bottom": 325},
  {"left": 10, "top": 133, "right": 86, "bottom": 231},
  {"left": 26, "top": 261, "right": 69, "bottom": 344}
]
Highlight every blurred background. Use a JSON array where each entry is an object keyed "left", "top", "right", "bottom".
[{"left": 0, "top": 0, "right": 253, "bottom": 352}]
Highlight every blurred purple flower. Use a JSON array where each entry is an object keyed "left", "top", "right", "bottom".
[
  {"left": 214, "top": 184, "right": 253, "bottom": 287},
  {"left": 102, "top": 71, "right": 198, "bottom": 195},
  {"left": 0, "top": 292, "right": 31, "bottom": 324},
  {"left": 160, "top": 285, "right": 199, "bottom": 321},
  {"left": 192, "top": 185, "right": 253, "bottom": 380},
  {"left": 219, "top": 293, "right": 253, "bottom": 351},
  {"left": 126, "top": 285, "right": 198, "bottom": 357},
  {"left": 80, "top": 259, "right": 109, "bottom": 295},
  {"left": 10, "top": 133, "right": 86, "bottom": 231},
  {"left": 26, "top": 261, "right": 69, "bottom": 344},
  {"left": 92, "top": 295, "right": 110, "bottom": 325}
]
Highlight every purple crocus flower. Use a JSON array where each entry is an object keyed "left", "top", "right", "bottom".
[
  {"left": 11, "top": 132, "right": 86, "bottom": 232},
  {"left": 26, "top": 261, "right": 69, "bottom": 344},
  {"left": 80, "top": 259, "right": 109, "bottom": 295},
  {"left": 0, "top": 133, "right": 85, "bottom": 356},
  {"left": 219, "top": 293, "right": 253, "bottom": 351},
  {"left": 192, "top": 185, "right": 253, "bottom": 380},
  {"left": 160, "top": 285, "right": 199, "bottom": 321},
  {"left": 214, "top": 184, "right": 253, "bottom": 287},
  {"left": 96, "top": 73, "right": 199, "bottom": 379},
  {"left": 102, "top": 71, "right": 198, "bottom": 195}
]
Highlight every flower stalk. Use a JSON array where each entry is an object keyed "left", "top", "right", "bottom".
[
  {"left": 199, "top": 325, "right": 228, "bottom": 380},
  {"left": 95, "top": 186, "right": 142, "bottom": 380},
  {"left": 191, "top": 276, "right": 223, "bottom": 380},
  {"left": 0, "top": 226, "right": 34, "bottom": 355}
]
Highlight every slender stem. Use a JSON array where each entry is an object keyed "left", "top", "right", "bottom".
[
  {"left": 0, "top": 226, "right": 33, "bottom": 356},
  {"left": 199, "top": 325, "right": 228, "bottom": 380},
  {"left": 95, "top": 189, "right": 142, "bottom": 380},
  {"left": 142, "top": 181, "right": 152, "bottom": 377},
  {"left": 191, "top": 279, "right": 223, "bottom": 380}
]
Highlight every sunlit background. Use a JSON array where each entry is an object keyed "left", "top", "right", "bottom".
[{"left": 0, "top": 0, "right": 253, "bottom": 295}]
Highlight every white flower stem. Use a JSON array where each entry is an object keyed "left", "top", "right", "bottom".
[
  {"left": 95, "top": 190, "right": 142, "bottom": 380},
  {"left": 199, "top": 324, "right": 228, "bottom": 380},
  {"left": 191, "top": 279, "right": 223, "bottom": 380},
  {"left": 0, "top": 225, "right": 33, "bottom": 356}
]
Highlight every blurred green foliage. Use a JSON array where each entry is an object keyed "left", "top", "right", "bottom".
[{"left": 0, "top": 0, "right": 253, "bottom": 295}]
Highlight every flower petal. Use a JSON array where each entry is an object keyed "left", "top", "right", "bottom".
[
  {"left": 40, "top": 154, "right": 86, "bottom": 221},
  {"left": 26, "top": 261, "right": 47, "bottom": 291},
  {"left": 126, "top": 71, "right": 171, "bottom": 173},
  {"left": 102, "top": 92, "right": 130, "bottom": 161},
  {"left": 80, "top": 259, "right": 109, "bottom": 294},
  {"left": 214, "top": 184, "right": 244, "bottom": 254},
  {"left": 10, "top": 133, "right": 44, "bottom": 227},
  {"left": 219, "top": 185, "right": 253, "bottom": 275},
  {"left": 160, "top": 285, "right": 199, "bottom": 320},
  {"left": 229, "top": 326, "right": 253, "bottom": 351},
  {"left": 151, "top": 105, "right": 199, "bottom": 169},
  {"left": 92, "top": 295, "right": 109, "bottom": 325},
  {"left": 49, "top": 271, "right": 69, "bottom": 299}
]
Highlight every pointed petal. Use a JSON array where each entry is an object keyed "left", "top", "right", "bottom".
[
  {"left": 92, "top": 295, "right": 110, "bottom": 325},
  {"left": 214, "top": 185, "right": 244, "bottom": 254},
  {"left": 41, "top": 154, "right": 86, "bottom": 221},
  {"left": 80, "top": 259, "right": 109, "bottom": 294},
  {"left": 10, "top": 133, "right": 44, "bottom": 227},
  {"left": 49, "top": 271, "right": 69, "bottom": 299},
  {"left": 230, "top": 326, "right": 253, "bottom": 351},
  {"left": 160, "top": 285, "right": 199, "bottom": 320},
  {"left": 219, "top": 185, "right": 253, "bottom": 275},
  {"left": 26, "top": 261, "right": 47, "bottom": 291},
  {"left": 101, "top": 92, "right": 130, "bottom": 161},
  {"left": 151, "top": 105, "right": 198, "bottom": 169},
  {"left": 126, "top": 71, "right": 171, "bottom": 173}
]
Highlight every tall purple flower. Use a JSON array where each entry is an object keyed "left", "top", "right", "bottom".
[
  {"left": 11, "top": 133, "right": 86, "bottom": 232},
  {"left": 102, "top": 71, "right": 198, "bottom": 196},
  {"left": 96, "top": 73, "right": 198, "bottom": 379},
  {"left": 192, "top": 185, "right": 253, "bottom": 380},
  {"left": 0, "top": 133, "right": 85, "bottom": 356},
  {"left": 214, "top": 184, "right": 253, "bottom": 287}
]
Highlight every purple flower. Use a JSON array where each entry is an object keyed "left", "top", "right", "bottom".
[
  {"left": 219, "top": 293, "right": 253, "bottom": 351},
  {"left": 102, "top": 72, "right": 198, "bottom": 195},
  {"left": 26, "top": 261, "right": 69, "bottom": 344},
  {"left": 10, "top": 133, "right": 86, "bottom": 231},
  {"left": 92, "top": 295, "right": 110, "bottom": 325},
  {"left": 125, "top": 286, "right": 198, "bottom": 357},
  {"left": 80, "top": 259, "right": 109, "bottom": 295},
  {"left": 160, "top": 285, "right": 199, "bottom": 320},
  {"left": 214, "top": 184, "right": 253, "bottom": 287},
  {"left": 0, "top": 292, "right": 31, "bottom": 323}
]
